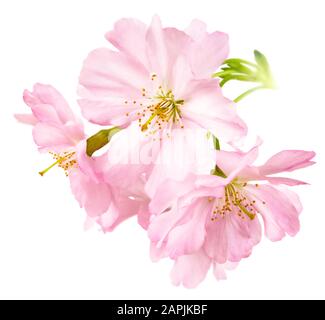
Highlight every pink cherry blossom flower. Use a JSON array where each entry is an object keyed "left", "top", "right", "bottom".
[
  {"left": 170, "top": 250, "right": 238, "bottom": 288},
  {"left": 147, "top": 142, "right": 315, "bottom": 287},
  {"left": 16, "top": 83, "right": 146, "bottom": 230},
  {"left": 17, "top": 83, "right": 85, "bottom": 155},
  {"left": 78, "top": 16, "right": 247, "bottom": 142}
]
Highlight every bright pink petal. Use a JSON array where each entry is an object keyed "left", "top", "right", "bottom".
[
  {"left": 259, "top": 150, "right": 316, "bottom": 176},
  {"left": 105, "top": 18, "right": 149, "bottom": 68},
  {"left": 170, "top": 250, "right": 211, "bottom": 288}
]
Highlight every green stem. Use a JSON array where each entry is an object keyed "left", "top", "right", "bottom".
[
  {"left": 223, "top": 58, "right": 257, "bottom": 68},
  {"left": 233, "top": 85, "right": 264, "bottom": 103}
]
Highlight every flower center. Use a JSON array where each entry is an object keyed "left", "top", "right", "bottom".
[
  {"left": 140, "top": 89, "right": 184, "bottom": 132},
  {"left": 135, "top": 83, "right": 185, "bottom": 134},
  {"left": 209, "top": 182, "right": 257, "bottom": 222},
  {"left": 39, "top": 151, "right": 77, "bottom": 177}
]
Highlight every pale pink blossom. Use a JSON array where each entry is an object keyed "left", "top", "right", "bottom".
[
  {"left": 78, "top": 16, "right": 247, "bottom": 142},
  {"left": 148, "top": 143, "right": 315, "bottom": 287},
  {"left": 16, "top": 83, "right": 146, "bottom": 230},
  {"left": 17, "top": 83, "right": 85, "bottom": 153}
]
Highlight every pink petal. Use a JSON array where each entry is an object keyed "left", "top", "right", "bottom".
[
  {"left": 213, "top": 263, "right": 227, "bottom": 280},
  {"left": 163, "top": 27, "right": 192, "bottom": 81},
  {"left": 150, "top": 242, "right": 167, "bottom": 262},
  {"left": 204, "top": 210, "right": 261, "bottom": 263},
  {"left": 163, "top": 200, "right": 208, "bottom": 258},
  {"left": 247, "top": 184, "right": 301, "bottom": 241},
  {"left": 181, "top": 79, "right": 247, "bottom": 142},
  {"left": 78, "top": 96, "right": 139, "bottom": 126},
  {"left": 80, "top": 48, "right": 149, "bottom": 95},
  {"left": 215, "top": 142, "right": 261, "bottom": 181},
  {"left": 195, "top": 174, "right": 226, "bottom": 188},
  {"left": 98, "top": 192, "right": 141, "bottom": 232},
  {"left": 78, "top": 48, "right": 149, "bottom": 126},
  {"left": 83, "top": 216, "right": 95, "bottom": 231},
  {"left": 144, "top": 131, "right": 209, "bottom": 198},
  {"left": 24, "top": 83, "right": 75, "bottom": 124},
  {"left": 75, "top": 140, "right": 109, "bottom": 183},
  {"left": 69, "top": 169, "right": 112, "bottom": 217},
  {"left": 14, "top": 113, "right": 37, "bottom": 125},
  {"left": 137, "top": 204, "right": 151, "bottom": 230},
  {"left": 76, "top": 130, "right": 149, "bottom": 232},
  {"left": 277, "top": 186, "right": 303, "bottom": 213},
  {"left": 104, "top": 123, "right": 153, "bottom": 196},
  {"left": 259, "top": 150, "right": 316, "bottom": 176},
  {"left": 105, "top": 18, "right": 149, "bottom": 68},
  {"left": 266, "top": 177, "right": 308, "bottom": 186},
  {"left": 32, "top": 123, "right": 75, "bottom": 152},
  {"left": 188, "top": 31, "right": 229, "bottom": 78},
  {"left": 149, "top": 175, "right": 196, "bottom": 214},
  {"left": 170, "top": 249, "right": 211, "bottom": 288},
  {"left": 185, "top": 19, "right": 207, "bottom": 41},
  {"left": 28, "top": 103, "right": 62, "bottom": 125},
  {"left": 169, "top": 55, "right": 193, "bottom": 98},
  {"left": 63, "top": 121, "right": 85, "bottom": 144},
  {"left": 146, "top": 15, "right": 169, "bottom": 80},
  {"left": 148, "top": 205, "right": 183, "bottom": 247},
  {"left": 213, "top": 261, "right": 238, "bottom": 280}
]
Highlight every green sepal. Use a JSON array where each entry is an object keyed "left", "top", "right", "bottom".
[
  {"left": 212, "top": 135, "right": 220, "bottom": 150},
  {"left": 86, "top": 127, "right": 121, "bottom": 156}
]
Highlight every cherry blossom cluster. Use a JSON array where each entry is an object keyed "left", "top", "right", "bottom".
[{"left": 16, "top": 16, "right": 315, "bottom": 288}]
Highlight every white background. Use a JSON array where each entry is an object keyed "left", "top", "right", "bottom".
[{"left": 0, "top": 0, "right": 324, "bottom": 299}]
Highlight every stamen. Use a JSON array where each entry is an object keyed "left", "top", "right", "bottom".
[
  {"left": 39, "top": 159, "right": 61, "bottom": 176},
  {"left": 139, "top": 89, "right": 184, "bottom": 133},
  {"left": 39, "top": 151, "right": 76, "bottom": 176},
  {"left": 210, "top": 183, "right": 257, "bottom": 222}
]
